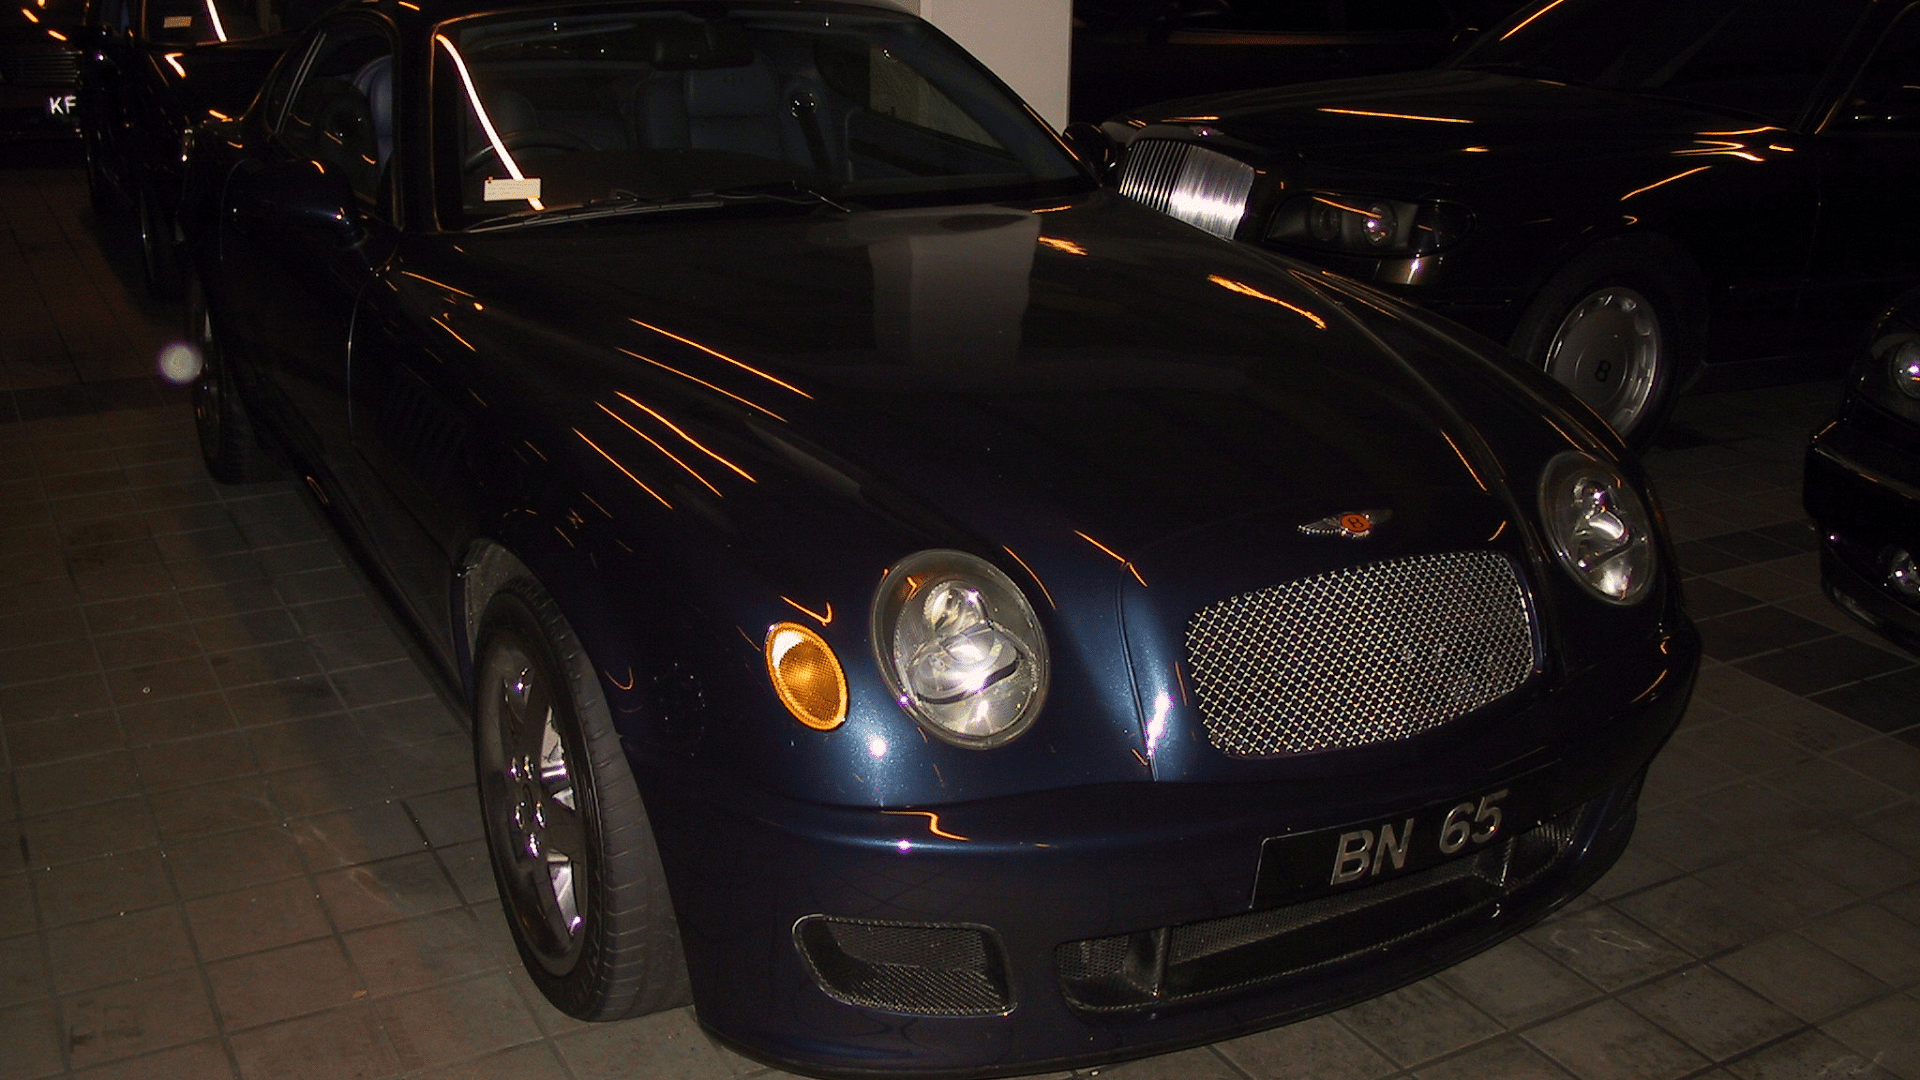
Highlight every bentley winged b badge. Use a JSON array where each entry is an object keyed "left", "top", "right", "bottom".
[{"left": 1299, "top": 508, "right": 1393, "bottom": 539}]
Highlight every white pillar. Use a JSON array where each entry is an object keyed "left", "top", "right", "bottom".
[{"left": 902, "top": 0, "right": 1073, "bottom": 130}]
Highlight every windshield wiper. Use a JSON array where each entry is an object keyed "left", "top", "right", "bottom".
[
  {"left": 467, "top": 192, "right": 726, "bottom": 231},
  {"left": 466, "top": 181, "right": 850, "bottom": 232}
]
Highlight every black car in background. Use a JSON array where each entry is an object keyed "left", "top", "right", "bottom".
[
  {"left": 1807, "top": 294, "right": 1920, "bottom": 657},
  {"left": 1071, "top": 0, "right": 1522, "bottom": 122},
  {"left": 77, "top": 0, "right": 310, "bottom": 293},
  {"left": 176, "top": 0, "right": 1695, "bottom": 1073},
  {"left": 1, "top": 0, "right": 83, "bottom": 141},
  {"left": 1098, "top": 0, "right": 1920, "bottom": 448}
]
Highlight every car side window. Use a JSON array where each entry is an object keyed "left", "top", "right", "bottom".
[
  {"left": 279, "top": 23, "right": 396, "bottom": 217},
  {"left": 1839, "top": 5, "right": 1920, "bottom": 132}
]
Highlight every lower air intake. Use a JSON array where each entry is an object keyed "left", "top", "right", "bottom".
[
  {"left": 794, "top": 917, "right": 1012, "bottom": 1016},
  {"left": 1185, "top": 550, "right": 1536, "bottom": 756},
  {"left": 1056, "top": 797, "right": 1603, "bottom": 1013}
]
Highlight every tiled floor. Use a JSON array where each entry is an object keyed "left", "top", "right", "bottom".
[{"left": 2, "top": 143, "right": 1918, "bottom": 1080}]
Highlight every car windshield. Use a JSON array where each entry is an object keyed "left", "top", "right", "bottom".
[
  {"left": 432, "top": 2, "right": 1091, "bottom": 228},
  {"left": 144, "top": 0, "right": 313, "bottom": 45},
  {"left": 1451, "top": 0, "right": 1873, "bottom": 124}
]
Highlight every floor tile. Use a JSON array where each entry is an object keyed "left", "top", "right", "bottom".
[
  {"left": 1621, "top": 965, "right": 1799, "bottom": 1060},
  {"left": 1522, "top": 999, "right": 1710, "bottom": 1080}
]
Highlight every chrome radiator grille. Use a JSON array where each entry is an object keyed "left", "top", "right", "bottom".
[
  {"left": 1185, "top": 551, "right": 1535, "bottom": 756},
  {"left": 1116, "top": 139, "right": 1255, "bottom": 239}
]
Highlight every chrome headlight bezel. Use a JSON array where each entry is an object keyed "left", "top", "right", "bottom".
[
  {"left": 870, "top": 550, "right": 1049, "bottom": 749},
  {"left": 1537, "top": 452, "right": 1657, "bottom": 606}
]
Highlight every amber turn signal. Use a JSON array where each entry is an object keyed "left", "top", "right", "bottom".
[{"left": 765, "top": 622, "right": 847, "bottom": 730}]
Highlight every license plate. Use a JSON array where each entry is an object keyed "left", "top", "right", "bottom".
[
  {"left": 47, "top": 93, "right": 76, "bottom": 118},
  {"left": 1252, "top": 773, "right": 1551, "bottom": 908}
]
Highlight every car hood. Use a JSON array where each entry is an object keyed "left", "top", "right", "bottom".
[
  {"left": 1124, "top": 68, "right": 1756, "bottom": 189},
  {"left": 415, "top": 190, "right": 1551, "bottom": 561}
]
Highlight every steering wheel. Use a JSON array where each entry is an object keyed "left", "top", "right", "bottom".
[{"left": 466, "top": 131, "right": 595, "bottom": 172}]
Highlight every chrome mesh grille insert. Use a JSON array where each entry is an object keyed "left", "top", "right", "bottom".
[
  {"left": 1116, "top": 139, "right": 1255, "bottom": 239},
  {"left": 1185, "top": 551, "right": 1534, "bottom": 756}
]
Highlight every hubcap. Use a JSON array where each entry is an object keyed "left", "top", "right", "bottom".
[
  {"left": 1542, "top": 286, "right": 1662, "bottom": 436},
  {"left": 481, "top": 645, "right": 587, "bottom": 973}
]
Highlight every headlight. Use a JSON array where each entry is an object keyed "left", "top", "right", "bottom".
[
  {"left": 871, "top": 550, "right": 1049, "bottom": 748},
  {"left": 1269, "top": 193, "right": 1471, "bottom": 256},
  {"left": 1538, "top": 452, "right": 1656, "bottom": 605},
  {"left": 1856, "top": 335, "right": 1920, "bottom": 422},
  {"left": 1889, "top": 340, "right": 1920, "bottom": 400}
]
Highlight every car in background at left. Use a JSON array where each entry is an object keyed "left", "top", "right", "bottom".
[
  {"left": 1090, "top": 0, "right": 1920, "bottom": 450},
  {"left": 75, "top": 0, "right": 311, "bottom": 294},
  {"left": 1, "top": 0, "right": 83, "bottom": 142},
  {"left": 1806, "top": 292, "right": 1920, "bottom": 658}
]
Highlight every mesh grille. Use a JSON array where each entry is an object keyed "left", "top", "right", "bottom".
[
  {"left": 0, "top": 48, "right": 80, "bottom": 86},
  {"left": 1116, "top": 139, "right": 1255, "bottom": 239},
  {"left": 794, "top": 917, "right": 1011, "bottom": 1016},
  {"left": 1186, "top": 551, "right": 1534, "bottom": 756}
]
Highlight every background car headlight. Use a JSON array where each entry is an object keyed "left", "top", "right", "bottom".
[
  {"left": 1270, "top": 193, "right": 1471, "bottom": 256},
  {"left": 871, "top": 550, "right": 1048, "bottom": 748},
  {"left": 1538, "top": 452, "right": 1656, "bottom": 605}
]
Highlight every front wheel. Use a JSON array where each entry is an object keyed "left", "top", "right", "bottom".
[
  {"left": 474, "top": 577, "right": 691, "bottom": 1020},
  {"left": 1511, "top": 244, "right": 1694, "bottom": 450},
  {"left": 188, "top": 277, "right": 276, "bottom": 483}
]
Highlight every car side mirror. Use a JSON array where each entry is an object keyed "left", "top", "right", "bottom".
[
  {"left": 256, "top": 159, "right": 367, "bottom": 248},
  {"left": 1062, "top": 121, "right": 1119, "bottom": 179}
]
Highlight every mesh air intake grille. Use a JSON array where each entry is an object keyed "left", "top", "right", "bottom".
[
  {"left": 794, "top": 917, "right": 1012, "bottom": 1016},
  {"left": 1185, "top": 551, "right": 1534, "bottom": 756},
  {"left": 0, "top": 48, "right": 80, "bottom": 86},
  {"left": 1116, "top": 139, "right": 1255, "bottom": 239}
]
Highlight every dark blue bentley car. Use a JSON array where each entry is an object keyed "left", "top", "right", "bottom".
[{"left": 177, "top": 0, "right": 1698, "bottom": 1074}]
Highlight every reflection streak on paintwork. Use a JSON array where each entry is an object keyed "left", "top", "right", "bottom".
[
  {"left": 1487, "top": 521, "right": 1508, "bottom": 543},
  {"left": 574, "top": 428, "right": 672, "bottom": 508},
  {"left": 430, "top": 316, "right": 474, "bottom": 351},
  {"left": 595, "top": 401, "right": 724, "bottom": 497},
  {"left": 616, "top": 349, "right": 786, "bottom": 422},
  {"left": 1074, "top": 530, "right": 1148, "bottom": 588},
  {"left": 435, "top": 34, "right": 543, "bottom": 210},
  {"left": 1206, "top": 274, "right": 1328, "bottom": 330},
  {"left": 201, "top": 0, "right": 226, "bottom": 40},
  {"left": 1029, "top": 204, "right": 1073, "bottom": 214},
  {"left": 1036, "top": 236, "right": 1087, "bottom": 256},
  {"left": 628, "top": 318, "right": 811, "bottom": 398},
  {"left": 781, "top": 596, "right": 833, "bottom": 626},
  {"left": 163, "top": 52, "right": 186, "bottom": 77},
  {"left": 614, "top": 391, "right": 756, "bottom": 482},
  {"left": 403, "top": 270, "right": 472, "bottom": 296},
  {"left": 1317, "top": 107, "right": 1472, "bottom": 124},
  {"left": 1674, "top": 140, "right": 1762, "bottom": 162},
  {"left": 20, "top": 8, "right": 36, "bottom": 22},
  {"left": 1620, "top": 165, "right": 1712, "bottom": 201},
  {"left": 1146, "top": 691, "right": 1170, "bottom": 758},
  {"left": 882, "top": 809, "right": 968, "bottom": 841},
  {"left": 1439, "top": 430, "right": 1488, "bottom": 491},
  {"left": 1499, "top": 0, "right": 1568, "bottom": 40},
  {"left": 1000, "top": 545, "right": 1056, "bottom": 609}
]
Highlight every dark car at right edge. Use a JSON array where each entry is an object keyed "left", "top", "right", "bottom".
[
  {"left": 1096, "top": 0, "right": 1920, "bottom": 448},
  {"left": 1807, "top": 293, "right": 1920, "bottom": 657}
]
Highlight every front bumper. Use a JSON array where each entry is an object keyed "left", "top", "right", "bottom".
[
  {"left": 1805, "top": 403, "right": 1920, "bottom": 655},
  {"left": 0, "top": 84, "right": 80, "bottom": 141},
  {"left": 638, "top": 643, "right": 1694, "bottom": 1079}
]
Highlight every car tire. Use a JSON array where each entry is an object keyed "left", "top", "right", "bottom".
[
  {"left": 1509, "top": 240, "right": 1696, "bottom": 450},
  {"left": 137, "top": 185, "right": 182, "bottom": 299},
  {"left": 188, "top": 276, "right": 276, "bottom": 484},
  {"left": 474, "top": 577, "right": 692, "bottom": 1021}
]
